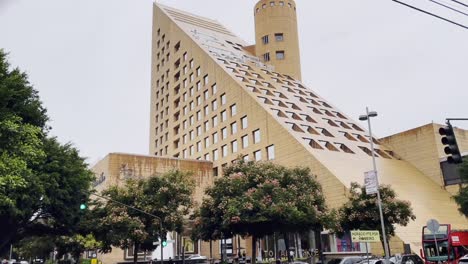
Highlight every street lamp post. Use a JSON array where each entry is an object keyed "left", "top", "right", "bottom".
[{"left": 359, "top": 107, "right": 390, "bottom": 262}]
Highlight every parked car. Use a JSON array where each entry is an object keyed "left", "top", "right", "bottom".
[
  {"left": 327, "top": 256, "right": 364, "bottom": 264},
  {"left": 459, "top": 254, "right": 468, "bottom": 263},
  {"left": 187, "top": 254, "right": 207, "bottom": 260},
  {"left": 398, "top": 255, "right": 423, "bottom": 264}
]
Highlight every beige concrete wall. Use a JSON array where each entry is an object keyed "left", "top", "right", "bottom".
[
  {"left": 380, "top": 123, "right": 468, "bottom": 188},
  {"left": 90, "top": 153, "right": 214, "bottom": 264},
  {"left": 380, "top": 124, "right": 444, "bottom": 186}
]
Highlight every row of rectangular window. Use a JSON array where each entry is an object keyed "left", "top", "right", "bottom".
[
  {"left": 193, "top": 145, "right": 276, "bottom": 167},
  {"left": 261, "top": 33, "right": 284, "bottom": 44},
  {"left": 180, "top": 128, "right": 261, "bottom": 160},
  {"left": 263, "top": 51, "right": 285, "bottom": 62}
]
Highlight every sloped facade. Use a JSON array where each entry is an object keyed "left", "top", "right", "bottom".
[{"left": 149, "top": 1, "right": 467, "bottom": 256}]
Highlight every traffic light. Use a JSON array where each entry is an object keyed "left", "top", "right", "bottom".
[
  {"left": 162, "top": 240, "right": 167, "bottom": 247},
  {"left": 439, "top": 123, "right": 463, "bottom": 164},
  {"left": 79, "top": 192, "right": 88, "bottom": 210}
]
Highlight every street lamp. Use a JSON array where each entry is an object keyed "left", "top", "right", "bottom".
[{"left": 359, "top": 107, "right": 390, "bottom": 262}]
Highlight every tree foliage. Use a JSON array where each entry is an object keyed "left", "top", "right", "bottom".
[
  {"left": 94, "top": 170, "right": 195, "bottom": 264},
  {"left": 334, "top": 182, "right": 416, "bottom": 250},
  {"left": 453, "top": 160, "right": 468, "bottom": 216},
  {"left": 191, "top": 160, "right": 328, "bottom": 263},
  {"left": 0, "top": 50, "right": 94, "bottom": 254}
]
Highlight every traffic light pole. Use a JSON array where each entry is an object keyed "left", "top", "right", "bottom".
[
  {"left": 446, "top": 118, "right": 468, "bottom": 121},
  {"left": 90, "top": 193, "right": 164, "bottom": 264}
]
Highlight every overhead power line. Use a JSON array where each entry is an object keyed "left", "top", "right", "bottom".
[
  {"left": 391, "top": 0, "right": 468, "bottom": 30},
  {"left": 428, "top": 0, "right": 468, "bottom": 17},
  {"left": 448, "top": 0, "right": 468, "bottom": 9}
]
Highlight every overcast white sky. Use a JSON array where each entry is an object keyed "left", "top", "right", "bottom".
[{"left": 1, "top": 0, "right": 467, "bottom": 164}]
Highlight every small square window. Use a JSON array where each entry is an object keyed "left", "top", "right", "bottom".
[
  {"left": 212, "top": 84, "right": 218, "bottom": 94},
  {"left": 222, "top": 127, "right": 228, "bottom": 139},
  {"left": 254, "top": 150, "right": 262, "bottom": 161},
  {"left": 231, "top": 122, "right": 238, "bottom": 134},
  {"left": 241, "top": 116, "right": 248, "bottom": 129},
  {"left": 231, "top": 140, "right": 238, "bottom": 153},
  {"left": 221, "top": 110, "right": 227, "bottom": 122},
  {"left": 267, "top": 145, "right": 275, "bottom": 160},
  {"left": 204, "top": 137, "right": 210, "bottom": 148},
  {"left": 222, "top": 145, "right": 228, "bottom": 157},
  {"left": 230, "top": 104, "right": 237, "bottom": 116},
  {"left": 213, "top": 132, "right": 219, "bottom": 144},
  {"left": 204, "top": 153, "right": 210, "bottom": 161},
  {"left": 204, "top": 75, "right": 209, "bottom": 85},
  {"left": 221, "top": 94, "right": 227, "bottom": 105},
  {"left": 212, "top": 116, "right": 218, "bottom": 127},
  {"left": 253, "top": 129, "right": 261, "bottom": 144},
  {"left": 263, "top": 53, "right": 270, "bottom": 62},
  {"left": 213, "top": 149, "right": 219, "bottom": 161},
  {"left": 276, "top": 51, "right": 285, "bottom": 60},
  {"left": 242, "top": 135, "right": 249, "bottom": 148},
  {"left": 275, "top": 33, "right": 284, "bottom": 42},
  {"left": 262, "top": 35, "right": 269, "bottom": 44}
]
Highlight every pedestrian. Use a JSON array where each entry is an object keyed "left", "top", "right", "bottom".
[
  {"left": 168, "top": 257, "right": 173, "bottom": 264},
  {"left": 276, "top": 258, "right": 281, "bottom": 264},
  {"left": 289, "top": 250, "right": 294, "bottom": 262}
]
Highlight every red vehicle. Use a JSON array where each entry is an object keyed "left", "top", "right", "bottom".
[{"left": 421, "top": 224, "right": 468, "bottom": 264}]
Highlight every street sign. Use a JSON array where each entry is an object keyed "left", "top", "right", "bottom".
[
  {"left": 427, "top": 219, "right": 440, "bottom": 233},
  {"left": 351, "top": 230, "right": 380, "bottom": 242},
  {"left": 364, "top": 171, "right": 378, "bottom": 195}
]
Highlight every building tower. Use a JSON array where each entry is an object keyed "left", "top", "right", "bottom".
[
  {"left": 254, "top": 0, "right": 302, "bottom": 80},
  {"left": 149, "top": 2, "right": 468, "bottom": 257}
]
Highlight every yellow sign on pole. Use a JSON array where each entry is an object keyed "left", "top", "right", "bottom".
[
  {"left": 350, "top": 230, "right": 380, "bottom": 242},
  {"left": 91, "top": 259, "right": 98, "bottom": 264}
]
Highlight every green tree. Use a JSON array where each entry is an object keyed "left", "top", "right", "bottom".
[
  {"left": 0, "top": 50, "right": 94, "bottom": 254},
  {"left": 334, "top": 182, "right": 416, "bottom": 253},
  {"left": 453, "top": 160, "right": 468, "bottom": 216},
  {"left": 191, "top": 160, "right": 328, "bottom": 264},
  {"left": 95, "top": 170, "right": 195, "bottom": 264}
]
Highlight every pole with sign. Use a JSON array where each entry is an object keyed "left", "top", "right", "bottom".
[
  {"left": 427, "top": 219, "right": 441, "bottom": 260},
  {"left": 351, "top": 230, "right": 381, "bottom": 264},
  {"left": 364, "top": 171, "right": 378, "bottom": 195}
]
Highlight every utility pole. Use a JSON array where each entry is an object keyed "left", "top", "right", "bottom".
[{"left": 9, "top": 244, "right": 13, "bottom": 260}]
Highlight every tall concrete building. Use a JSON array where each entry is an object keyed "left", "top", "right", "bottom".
[{"left": 149, "top": 0, "right": 468, "bottom": 256}]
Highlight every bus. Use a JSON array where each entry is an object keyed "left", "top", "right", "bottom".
[{"left": 421, "top": 224, "right": 468, "bottom": 264}]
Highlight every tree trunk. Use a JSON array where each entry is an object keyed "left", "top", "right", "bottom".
[
  {"left": 133, "top": 243, "right": 139, "bottom": 264},
  {"left": 251, "top": 236, "right": 257, "bottom": 264},
  {"left": 274, "top": 233, "right": 278, "bottom": 260},
  {"left": 238, "top": 236, "right": 241, "bottom": 258},
  {"left": 209, "top": 240, "right": 212, "bottom": 263},
  {"left": 283, "top": 233, "right": 290, "bottom": 263}
]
